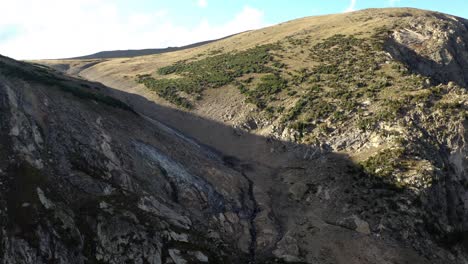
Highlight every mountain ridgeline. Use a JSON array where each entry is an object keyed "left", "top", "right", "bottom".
[
  {"left": 1, "top": 7, "right": 467, "bottom": 264},
  {"left": 67, "top": 34, "right": 239, "bottom": 60}
]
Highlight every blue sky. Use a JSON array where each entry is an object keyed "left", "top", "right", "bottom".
[
  {"left": 148, "top": 0, "right": 468, "bottom": 26},
  {"left": 0, "top": 0, "right": 467, "bottom": 60}
]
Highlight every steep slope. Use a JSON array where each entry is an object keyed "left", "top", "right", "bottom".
[
  {"left": 0, "top": 55, "right": 259, "bottom": 263},
  {"left": 0, "top": 53, "right": 440, "bottom": 264},
  {"left": 25, "top": 7, "right": 468, "bottom": 264}
]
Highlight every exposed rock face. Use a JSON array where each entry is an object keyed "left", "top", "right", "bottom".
[
  {"left": 382, "top": 15, "right": 468, "bottom": 248},
  {"left": 387, "top": 14, "right": 468, "bottom": 87},
  {"left": 0, "top": 57, "right": 257, "bottom": 263},
  {"left": 3, "top": 7, "right": 468, "bottom": 264}
]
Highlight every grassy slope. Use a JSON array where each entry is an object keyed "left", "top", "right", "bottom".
[
  {"left": 37, "top": 9, "right": 397, "bottom": 121},
  {"left": 37, "top": 8, "right": 460, "bottom": 115},
  {"left": 38, "top": 8, "right": 467, "bottom": 189}
]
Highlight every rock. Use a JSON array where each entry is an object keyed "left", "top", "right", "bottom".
[
  {"left": 224, "top": 212, "right": 239, "bottom": 224},
  {"left": 168, "top": 249, "right": 187, "bottom": 264},
  {"left": 36, "top": 188, "right": 54, "bottom": 209},
  {"left": 448, "top": 81, "right": 456, "bottom": 89},
  {"left": 206, "top": 230, "right": 221, "bottom": 240},
  {"left": 137, "top": 196, "right": 191, "bottom": 230},
  {"left": 352, "top": 215, "right": 371, "bottom": 235},
  {"left": 289, "top": 182, "right": 308, "bottom": 201},
  {"left": 168, "top": 232, "right": 189, "bottom": 242},
  {"left": 424, "top": 78, "right": 431, "bottom": 87},
  {"left": 332, "top": 215, "right": 371, "bottom": 235},
  {"left": 273, "top": 232, "right": 301, "bottom": 262},
  {"left": 189, "top": 251, "right": 209, "bottom": 262}
]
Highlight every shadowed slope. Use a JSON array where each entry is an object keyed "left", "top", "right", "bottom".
[{"left": 0, "top": 53, "right": 451, "bottom": 263}]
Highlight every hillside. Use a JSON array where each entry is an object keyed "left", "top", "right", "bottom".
[
  {"left": 65, "top": 34, "right": 238, "bottom": 60},
  {"left": 39, "top": 8, "right": 468, "bottom": 141},
  {"left": 0, "top": 54, "right": 267, "bottom": 263},
  {"left": 0, "top": 52, "right": 437, "bottom": 264},
  {"left": 8, "top": 7, "right": 468, "bottom": 263}
]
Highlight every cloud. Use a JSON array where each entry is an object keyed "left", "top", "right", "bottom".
[
  {"left": 388, "top": 0, "right": 401, "bottom": 6},
  {"left": 197, "top": 0, "right": 208, "bottom": 8},
  {"left": 0, "top": 2, "right": 266, "bottom": 60},
  {"left": 344, "top": 0, "right": 357, "bottom": 13}
]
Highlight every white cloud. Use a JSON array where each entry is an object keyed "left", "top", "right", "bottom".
[
  {"left": 389, "top": 0, "right": 401, "bottom": 6},
  {"left": 0, "top": 1, "right": 266, "bottom": 60},
  {"left": 197, "top": 0, "right": 208, "bottom": 8},
  {"left": 344, "top": 0, "right": 357, "bottom": 13}
]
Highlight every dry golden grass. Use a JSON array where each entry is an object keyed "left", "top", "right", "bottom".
[
  {"left": 37, "top": 8, "right": 440, "bottom": 80},
  {"left": 35, "top": 7, "right": 459, "bottom": 134}
]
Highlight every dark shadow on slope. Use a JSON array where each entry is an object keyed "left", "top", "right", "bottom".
[
  {"left": 383, "top": 36, "right": 468, "bottom": 253},
  {"left": 1, "top": 57, "right": 464, "bottom": 263},
  {"left": 75, "top": 75, "right": 467, "bottom": 262}
]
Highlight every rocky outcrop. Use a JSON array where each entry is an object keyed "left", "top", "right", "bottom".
[
  {"left": 0, "top": 57, "right": 257, "bottom": 263},
  {"left": 386, "top": 12, "right": 468, "bottom": 87}
]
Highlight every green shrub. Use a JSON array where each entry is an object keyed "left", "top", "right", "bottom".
[
  {"left": 244, "top": 74, "right": 287, "bottom": 109},
  {"left": 284, "top": 99, "right": 307, "bottom": 121},
  {"left": 139, "top": 44, "right": 280, "bottom": 107},
  {"left": 136, "top": 74, "right": 194, "bottom": 109},
  {"left": 157, "top": 44, "right": 278, "bottom": 89},
  {"left": 357, "top": 117, "right": 376, "bottom": 131},
  {"left": 360, "top": 148, "right": 405, "bottom": 178},
  {"left": 306, "top": 101, "right": 336, "bottom": 121}
]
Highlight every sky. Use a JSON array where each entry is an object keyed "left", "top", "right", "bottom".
[{"left": 0, "top": 0, "right": 467, "bottom": 60}]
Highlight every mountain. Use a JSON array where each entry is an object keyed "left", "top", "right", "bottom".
[
  {"left": 65, "top": 34, "right": 239, "bottom": 60},
  {"left": 3, "top": 7, "right": 467, "bottom": 263}
]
